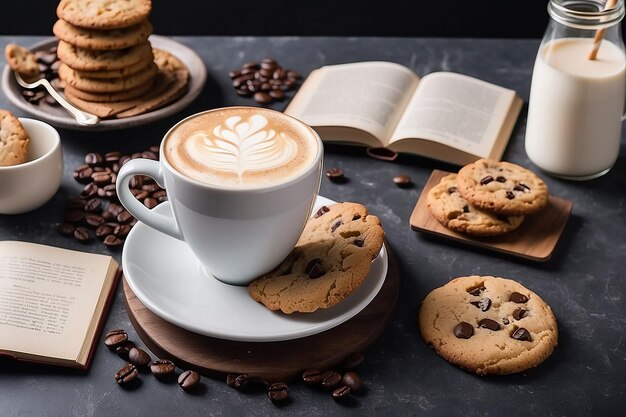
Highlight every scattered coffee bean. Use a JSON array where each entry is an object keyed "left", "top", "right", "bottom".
[
  {"left": 178, "top": 370, "right": 201, "bottom": 391},
  {"left": 73, "top": 226, "right": 92, "bottom": 243},
  {"left": 511, "top": 327, "right": 531, "bottom": 341},
  {"left": 332, "top": 385, "right": 351, "bottom": 400},
  {"left": 267, "top": 382, "right": 289, "bottom": 404},
  {"left": 365, "top": 147, "right": 398, "bottom": 161},
  {"left": 80, "top": 183, "right": 99, "bottom": 199},
  {"left": 150, "top": 359, "right": 176, "bottom": 379},
  {"left": 478, "top": 318, "right": 500, "bottom": 331},
  {"left": 58, "top": 222, "right": 76, "bottom": 236},
  {"left": 103, "top": 235, "right": 124, "bottom": 249},
  {"left": 305, "top": 258, "right": 325, "bottom": 279},
  {"left": 510, "top": 292, "right": 529, "bottom": 303},
  {"left": 454, "top": 322, "right": 474, "bottom": 339},
  {"left": 115, "top": 341, "right": 135, "bottom": 360},
  {"left": 19, "top": 45, "right": 62, "bottom": 105},
  {"left": 302, "top": 369, "right": 324, "bottom": 385},
  {"left": 480, "top": 175, "right": 494, "bottom": 185},
  {"left": 226, "top": 374, "right": 237, "bottom": 387},
  {"left": 341, "top": 371, "right": 363, "bottom": 393},
  {"left": 65, "top": 210, "right": 85, "bottom": 224},
  {"left": 85, "top": 152, "right": 103, "bottom": 166},
  {"left": 513, "top": 307, "right": 528, "bottom": 320},
  {"left": 113, "top": 224, "right": 131, "bottom": 238},
  {"left": 114, "top": 364, "right": 138, "bottom": 386},
  {"left": 470, "top": 297, "right": 491, "bottom": 312},
  {"left": 326, "top": 168, "right": 345, "bottom": 182},
  {"left": 232, "top": 373, "right": 249, "bottom": 390},
  {"left": 74, "top": 165, "right": 94, "bottom": 183},
  {"left": 128, "top": 347, "right": 151, "bottom": 367},
  {"left": 104, "top": 329, "right": 128, "bottom": 349},
  {"left": 95, "top": 224, "right": 115, "bottom": 240},
  {"left": 321, "top": 370, "right": 342, "bottom": 390},
  {"left": 393, "top": 174, "right": 412, "bottom": 187},
  {"left": 230, "top": 59, "right": 302, "bottom": 105},
  {"left": 117, "top": 210, "right": 133, "bottom": 224},
  {"left": 84, "top": 198, "right": 102, "bottom": 213},
  {"left": 143, "top": 197, "right": 158, "bottom": 209},
  {"left": 85, "top": 213, "right": 104, "bottom": 227}
]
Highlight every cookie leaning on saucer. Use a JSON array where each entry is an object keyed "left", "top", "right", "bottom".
[
  {"left": 456, "top": 159, "right": 549, "bottom": 216},
  {"left": 0, "top": 110, "right": 30, "bottom": 167},
  {"left": 418, "top": 275, "right": 558, "bottom": 375},
  {"left": 248, "top": 202, "right": 384, "bottom": 314},
  {"left": 59, "top": 61, "right": 157, "bottom": 93},
  {"left": 53, "top": 19, "right": 153, "bottom": 50},
  {"left": 57, "top": 0, "right": 152, "bottom": 30},
  {"left": 427, "top": 173, "right": 525, "bottom": 236}
]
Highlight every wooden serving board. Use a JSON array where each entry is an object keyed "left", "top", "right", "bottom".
[
  {"left": 124, "top": 245, "right": 399, "bottom": 382},
  {"left": 410, "top": 170, "right": 573, "bottom": 262}
]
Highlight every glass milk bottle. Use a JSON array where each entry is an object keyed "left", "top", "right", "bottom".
[{"left": 525, "top": 0, "right": 626, "bottom": 180}]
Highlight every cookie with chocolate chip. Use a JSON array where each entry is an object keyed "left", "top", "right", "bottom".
[
  {"left": 418, "top": 275, "right": 558, "bottom": 375},
  {"left": 427, "top": 173, "right": 524, "bottom": 236},
  {"left": 248, "top": 202, "right": 384, "bottom": 314},
  {"left": 457, "top": 159, "right": 549, "bottom": 216}
]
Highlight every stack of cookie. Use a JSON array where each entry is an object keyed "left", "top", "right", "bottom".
[
  {"left": 427, "top": 159, "right": 549, "bottom": 236},
  {"left": 53, "top": 0, "right": 189, "bottom": 119}
]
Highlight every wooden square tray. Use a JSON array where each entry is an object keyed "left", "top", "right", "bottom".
[{"left": 410, "top": 170, "right": 573, "bottom": 262}]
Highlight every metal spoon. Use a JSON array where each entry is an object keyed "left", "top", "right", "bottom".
[{"left": 14, "top": 72, "right": 100, "bottom": 126}]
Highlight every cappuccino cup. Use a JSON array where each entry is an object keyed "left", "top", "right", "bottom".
[{"left": 117, "top": 107, "right": 323, "bottom": 285}]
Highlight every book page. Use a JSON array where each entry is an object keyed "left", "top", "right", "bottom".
[
  {"left": 0, "top": 241, "right": 113, "bottom": 362},
  {"left": 285, "top": 62, "right": 419, "bottom": 143},
  {"left": 390, "top": 72, "right": 516, "bottom": 157}
]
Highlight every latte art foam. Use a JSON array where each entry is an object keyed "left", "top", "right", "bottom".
[{"left": 164, "top": 108, "right": 319, "bottom": 187}]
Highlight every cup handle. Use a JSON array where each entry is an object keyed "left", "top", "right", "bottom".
[{"left": 116, "top": 158, "right": 184, "bottom": 241}]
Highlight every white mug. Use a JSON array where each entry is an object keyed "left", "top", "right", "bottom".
[{"left": 116, "top": 108, "right": 323, "bottom": 286}]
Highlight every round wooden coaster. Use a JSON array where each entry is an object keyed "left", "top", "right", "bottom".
[{"left": 123, "top": 245, "right": 399, "bottom": 382}]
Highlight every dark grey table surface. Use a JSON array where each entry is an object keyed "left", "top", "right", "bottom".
[{"left": 1, "top": 36, "right": 625, "bottom": 417}]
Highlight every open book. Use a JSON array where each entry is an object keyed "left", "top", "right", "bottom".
[
  {"left": 0, "top": 241, "right": 120, "bottom": 369},
  {"left": 285, "top": 62, "right": 523, "bottom": 165}
]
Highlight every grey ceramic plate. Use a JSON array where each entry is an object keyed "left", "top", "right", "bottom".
[{"left": 1, "top": 35, "right": 206, "bottom": 131}]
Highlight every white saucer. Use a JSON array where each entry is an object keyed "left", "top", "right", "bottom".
[{"left": 122, "top": 196, "right": 388, "bottom": 342}]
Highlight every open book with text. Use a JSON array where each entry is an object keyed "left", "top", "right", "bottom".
[
  {"left": 285, "top": 62, "right": 523, "bottom": 165},
  {"left": 0, "top": 241, "right": 120, "bottom": 369}
]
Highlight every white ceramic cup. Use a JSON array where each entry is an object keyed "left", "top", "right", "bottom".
[
  {"left": 0, "top": 118, "right": 63, "bottom": 215},
  {"left": 116, "top": 109, "right": 323, "bottom": 286}
]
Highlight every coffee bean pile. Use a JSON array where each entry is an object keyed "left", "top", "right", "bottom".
[
  {"left": 20, "top": 45, "right": 63, "bottom": 106},
  {"left": 225, "top": 351, "right": 366, "bottom": 406},
  {"left": 104, "top": 329, "right": 201, "bottom": 392},
  {"left": 59, "top": 146, "right": 166, "bottom": 249},
  {"left": 229, "top": 58, "right": 302, "bottom": 105}
]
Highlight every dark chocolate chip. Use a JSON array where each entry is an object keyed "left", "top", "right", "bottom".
[
  {"left": 509, "top": 292, "right": 529, "bottom": 303},
  {"left": 331, "top": 220, "right": 343, "bottom": 232},
  {"left": 506, "top": 191, "right": 515, "bottom": 199},
  {"left": 354, "top": 239, "right": 364, "bottom": 247},
  {"left": 496, "top": 176, "right": 507, "bottom": 183},
  {"left": 463, "top": 205, "right": 470, "bottom": 213},
  {"left": 511, "top": 327, "right": 531, "bottom": 341},
  {"left": 305, "top": 258, "right": 325, "bottom": 279},
  {"left": 470, "top": 297, "right": 491, "bottom": 312},
  {"left": 314, "top": 206, "right": 330, "bottom": 218},
  {"left": 454, "top": 322, "right": 474, "bottom": 339},
  {"left": 480, "top": 175, "right": 494, "bottom": 185},
  {"left": 448, "top": 186, "right": 458, "bottom": 194},
  {"left": 502, "top": 318, "right": 510, "bottom": 325},
  {"left": 478, "top": 318, "right": 500, "bottom": 331},
  {"left": 467, "top": 285, "right": 486, "bottom": 296},
  {"left": 513, "top": 308, "right": 528, "bottom": 320}
]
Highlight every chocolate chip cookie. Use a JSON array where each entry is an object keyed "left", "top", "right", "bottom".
[
  {"left": 57, "top": 0, "right": 152, "bottom": 30},
  {"left": 248, "top": 202, "right": 384, "bottom": 314},
  {"left": 4, "top": 44, "right": 39, "bottom": 78},
  {"left": 456, "top": 159, "right": 549, "bottom": 216},
  {"left": 53, "top": 19, "right": 152, "bottom": 50},
  {"left": 0, "top": 110, "right": 30, "bottom": 167},
  {"left": 59, "top": 61, "right": 157, "bottom": 93},
  {"left": 57, "top": 40, "right": 153, "bottom": 71},
  {"left": 418, "top": 275, "right": 558, "bottom": 375},
  {"left": 427, "top": 173, "right": 524, "bottom": 236}
]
